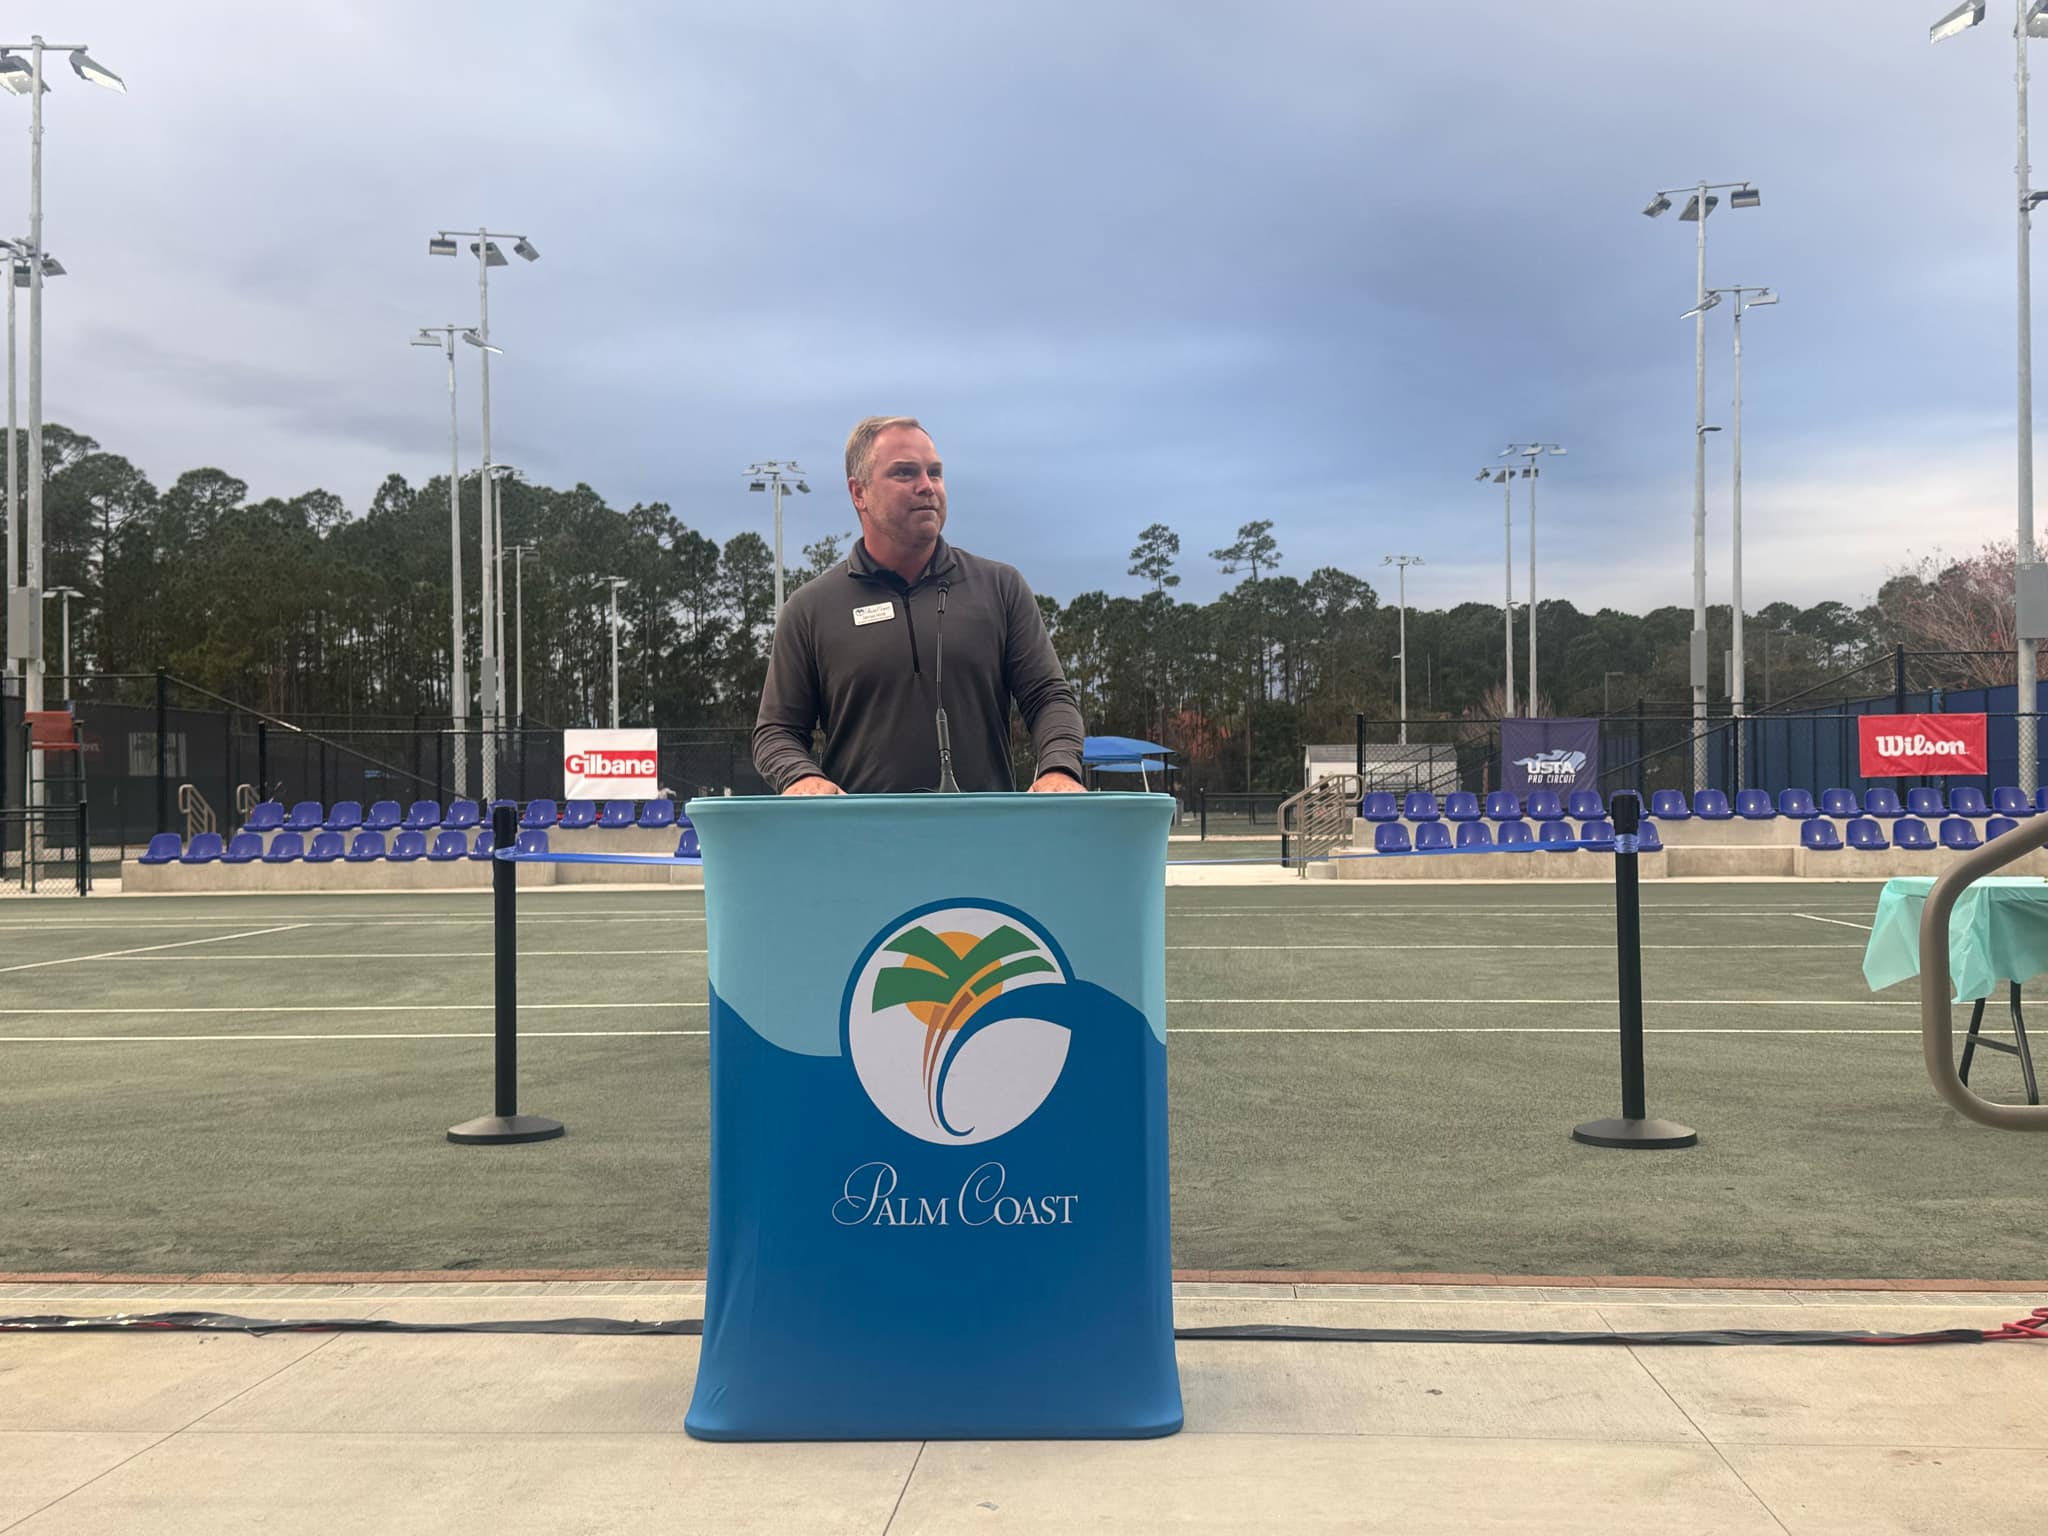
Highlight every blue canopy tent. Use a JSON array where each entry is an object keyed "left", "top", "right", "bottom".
[{"left": 1082, "top": 736, "right": 1176, "bottom": 792}]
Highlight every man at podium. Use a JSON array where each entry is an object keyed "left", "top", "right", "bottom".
[{"left": 753, "top": 415, "right": 1087, "bottom": 796}]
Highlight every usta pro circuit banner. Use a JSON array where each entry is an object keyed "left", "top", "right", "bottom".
[
  {"left": 563, "top": 728, "right": 660, "bottom": 799},
  {"left": 1856, "top": 714, "right": 1987, "bottom": 778}
]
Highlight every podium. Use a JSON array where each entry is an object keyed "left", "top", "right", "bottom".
[{"left": 682, "top": 792, "right": 1182, "bottom": 1441}]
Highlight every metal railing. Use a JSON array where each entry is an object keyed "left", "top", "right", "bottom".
[
  {"left": 1919, "top": 814, "right": 2048, "bottom": 1130},
  {"left": 177, "top": 782, "right": 216, "bottom": 842},
  {"left": 1279, "top": 774, "right": 1361, "bottom": 876}
]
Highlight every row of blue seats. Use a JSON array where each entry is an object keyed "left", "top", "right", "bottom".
[
  {"left": 1803, "top": 816, "right": 2017, "bottom": 852},
  {"left": 1364, "top": 786, "right": 2041, "bottom": 825},
  {"left": 141, "top": 826, "right": 704, "bottom": 866},
  {"left": 242, "top": 797, "right": 686, "bottom": 835},
  {"left": 1374, "top": 819, "right": 1642, "bottom": 854}
]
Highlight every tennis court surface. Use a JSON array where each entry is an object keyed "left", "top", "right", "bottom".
[{"left": 0, "top": 879, "right": 2040, "bottom": 1282}]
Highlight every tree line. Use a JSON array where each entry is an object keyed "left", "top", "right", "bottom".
[{"left": 14, "top": 424, "right": 2015, "bottom": 790}]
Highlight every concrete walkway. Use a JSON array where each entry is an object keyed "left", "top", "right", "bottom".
[{"left": 2, "top": 1280, "right": 2043, "bottom": 1533}]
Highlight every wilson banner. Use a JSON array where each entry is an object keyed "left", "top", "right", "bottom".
[
  {"left": 562, "top": 728, "right": 660, "bottom": 799},
  {"left": 1856, "top": 714, "right": 1987, "bottom": 777}
]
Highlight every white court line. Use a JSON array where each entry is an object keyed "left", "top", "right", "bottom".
[
  {"left": 0, "top": 925, "right": 311, "bottom": 975},
  {"left": 0, "top": 997, "right": 1913, "bottom": 1017},
  {"left": 98, "top": 943, "right": 1860, "bottom": 961},
  {"left": 1163, "top": 943, "right": 1858, "bottom": 951},
  {"left": 0, "top": 915, "right": 706, "bottom": 933},
  {"left": 1795, "top": 913, "right": 1875, "bottom": 932},
  {"left": 0, "top": 1026, "right": 1916, "bottom": 1043}
]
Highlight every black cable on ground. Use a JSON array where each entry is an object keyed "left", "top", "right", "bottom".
[{"left": 4, "top": 1309, "right": 2046, "bottom": 1345}]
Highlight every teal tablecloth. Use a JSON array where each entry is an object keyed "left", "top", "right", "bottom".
[{"left": 1863, "top": 876, "right": 2048, "bottom": 1002}]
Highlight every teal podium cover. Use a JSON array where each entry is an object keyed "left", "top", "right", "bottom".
[
  {"left": 1863, "top": 875, "right": 2048, "bottom": 1001},
  {"left": 681, "top": 793, "right": 1182, "bottom": 1441}
]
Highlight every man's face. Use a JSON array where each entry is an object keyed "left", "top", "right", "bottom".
[{"left": 850, "top": 427, "right": 946, "bottom": 548}]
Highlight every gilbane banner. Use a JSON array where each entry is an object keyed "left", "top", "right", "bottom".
[
  {"left": 563, "top": 728, "right": 660, "bottom": 799},
  {"left": 1856, "top": 714, "right": 1987, "bottom": 777}
]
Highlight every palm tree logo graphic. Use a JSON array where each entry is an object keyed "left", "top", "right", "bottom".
[{"left": 869, "top": 922, "right": 1059, "bottom": 1134}]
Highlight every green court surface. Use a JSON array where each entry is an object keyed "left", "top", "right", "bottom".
[{"left": 0, "top": 881, "right": 2041, "bottom": 1281}]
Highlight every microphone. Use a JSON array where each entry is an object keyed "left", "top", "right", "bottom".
[{"left": 935, "top": 584, "right": 959, "bottom": 792}]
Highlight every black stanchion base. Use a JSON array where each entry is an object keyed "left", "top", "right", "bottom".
[
  {"left": 1571, "top": 1116, "right": 1698, "bottom": 1150},
  {"left": 447, "top": 1114, "right": 566, "bottom": 1146}
]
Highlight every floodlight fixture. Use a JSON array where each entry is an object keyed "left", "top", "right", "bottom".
[
  {"left": 1728, "top": 185, "right": 1761, "bottom": 209},
  {"left": 2030, "top": 0, "right": 2048, "bottom": 38},
  {"left": 795, "top": 481, "right": 811, "bottom": 494},
  {"left": 37, "top": 255, "right": 61, "bottom": 277},
  {"left": 428, "top": 236, "right": 459, "bottom": 257},
  {"left": 1743, "top": 288, "right": 1779, "bottom": 309},
  {"left": 1929, "top": 0, "right": 1986, "bottom": 40},
  {"left": 68, "top": 49, "right": 125, "bottom": 92},
  {"left": 1681, "top": 292, "right": 1724, "bottom": 319},
  {"left": 1474, "top": 468, "right": 1490, "bottom": 481},
  {"left": 472, "top": 240, "right": 509, "bottom": 268},
  {"left": 0, "top": 53, "right": 30, "bottom": 95},
  {"left": 1699, "top": 424, "right": 1724, "bottom": 434},
  {"left": 512, "top": 238, "right": 540, "bottom": 262},
  {"left": 1679, "top": 192, "right": 1719, "bottom": 222},
  {"left": 461, "top": 329, "right": 503, "bottom": 355},
  {"left": 749, "top": 479, "right": 767, "bottom": 492},
  {"left": 1642, "top": 192, "right": 1673, "bottom": 218}
]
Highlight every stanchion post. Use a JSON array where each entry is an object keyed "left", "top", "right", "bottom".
[
  {"left": 448, "top": 802, "right": 565, "bottom": 1145},
  {"left": 1572, "top": 791, "right": 1698, "bottom": 1150}
]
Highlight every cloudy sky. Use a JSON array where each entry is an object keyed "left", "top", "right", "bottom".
[{"left": 21, "top": 0, "right": 2038, "bottom": 612}]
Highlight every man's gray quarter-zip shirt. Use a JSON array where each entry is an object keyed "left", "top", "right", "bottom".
[{"left": 751, "top": 536, "right": 1086, "bottom": 795}]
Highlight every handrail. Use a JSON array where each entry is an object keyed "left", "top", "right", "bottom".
[
  {"left": 1280, "top": 774, "right": 1361, "bottom": 876},
  {"left": 234, "top": 783, "right": 257, "bottom": 819},
  {"left": 176, "top": 782, "right": 216, "bottom": 842},
  {"left": 1919, "top": 812, "right": 2048, "bottom": 1130}
]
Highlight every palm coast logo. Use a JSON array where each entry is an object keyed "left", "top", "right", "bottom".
[{"left": 842, "top": 902, "right": 1072, "bottom": 1146}]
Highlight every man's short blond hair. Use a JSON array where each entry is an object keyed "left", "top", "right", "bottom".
[{"left": 844, "top": 416, "right": 926, "bottom": 484}]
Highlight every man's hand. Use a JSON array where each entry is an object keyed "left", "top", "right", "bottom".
[
  {"left": 1029, "top": 771, "right": 1086, "bottom": 794},
  {"left": 783, "top": 775, "right": 845, "bottom": 796}
]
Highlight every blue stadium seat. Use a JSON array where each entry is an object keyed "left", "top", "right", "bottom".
[
  {"left": 244, "top": 800, "right": 284, "bottom": 833},
  {"left": 1735, "top": 789, "right": 1774, "bottom": 820},
  {"left": 1403, "top": 792, "right": 1441, "bottom": 822},
  {"left": 1845, "top": 817, "right": 1888, "bottom": 851},
  {"left": 1993, "top": 786, "right": 2032, "bottom": 818},
  {"left": 1567, "top": 790, "right": 1604, "bottom": 820},
  {"left": 263, "top": 831, "right": 305, "bottom": 863},
  {"left": 514, "top": 829, "right": 550, "bottom": 856},
  {"left": 1906, "top": 788, "right": 1944, "bottom": 817},
  {"left": 467, "top": 830, "right": 496, "bottom": 861},
  {"left": 1863, "top": 787, "right": 1904, "bottom": 817},
  {"left": 1949, "top": 787, "right": 1991, "bottom": 818},
  {"left": 427, "top": 830, "right": 467, "bottom": 862},
  {"left": 2037, "top": 786, "right": 2048, "bottom": 816},
  {"left": 402, "top": 800, "right": 442, "bottom": 831},
  {"left": 1579, "top": 819, "right": 1616, "bottom": 850},
  {"left": 1988, "top": 816, "right": 2022, "bottom": 841},
  {"left": 363, "top": 800, "right": 402, "bottom": 833},
  {"left": 443, "top": 799, "right": 481, "bottom": 830},
  {"left": 1443, "top": 792, "right": 1482, "bottom": 823},
  {"left": 178, "top": 832, "right": 224, "bottom": 864},
  {"left": 1801, "top": 819, "right": 1843, "bottom": 851},
  {"left": 139, "top": 833, "right": 181, "bottom": 865},
  {"left": 597, "top": 801, "right": 637, "bottom": 829},
  {"left": 560, "top": 800, "right": 598, "bottom": 830},
  {"left": 1536, "top": 820, "right": 1577, "bottom": 852},
  {"left": 1360, "top": 793, "right": 1399, "bottom": 823},
  {"left": 638, "top": 799, "right": 677, "bottom": 829},
  {"left": 346, "top": 832, "right": 386, "bottom": 862},
  {"left": 676, "top": 826, "right": 702, "bottom": 859},
  {"left": 1940, "top": 817, "right": 1982, "bottom": 851},
  {"left": 283, "top": 800, "right": 324, "bottom": 833},
  {"left": 1635, "top": 820, "right": 1663, "bottom": 852},
  {"left": 1894, "top": 817, "right": 1935, "bottom": 850},
  {"left": 324, "top": 801, "right": 364, "bottom": 832},
  {"left": 1374, "top": 824, "right": 1412, "bottom": 854},
  {"left": 1778, "top": 789, "right": 1818, "bottom": 818},
  {"left": 521, "top": 798, "right": 559, "bottom": 830},
  {"left": 1527, "top": 791, "right": 1565, "bottom": 822},
  {"left": 389, "top": 830, "right": 428, "bottom": 862},
  {"left": 1496, "top": 820, "right": 1535, "bottom": 848},
  {"left": 1649, "top": 790, "right": 1690, "bottom": 820},
  {"left": 222, "top": 832, "right": 262, "bottom": 864},
  {"left": 1414, "top": 822, "right": 1453, "bottom": 852},
  {"left": 304, "top": 831, "right": 345, "bottom": 863},
  {"left": 1454, "top": 821, "right": 1494, "bottom": 850},
  {"left": 1821, "top": 788, "right": 1859, "bottom": 817},
  {"left": 1693, "top": 789, "right": 1732, "bottom": 820},
  {"left": 1484, "top": 791, "right": 1523, "bottom": 822}
]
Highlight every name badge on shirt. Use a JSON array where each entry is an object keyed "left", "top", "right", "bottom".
[{"left": 852, "top": 601, "right": 897, "bottom": 627}]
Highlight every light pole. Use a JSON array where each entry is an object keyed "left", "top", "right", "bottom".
[
  {"left": 1475, "top": 467, "right": 1515, "bottom": 716},
  {"left": 747, "top": 462, "right": 811, "bottom": 614},
  {"left": 503, "top": 542, "right": 537, "bottom": 723},
  {"left": 487, "top": 463, "right": 516, "bottom": 730},
  {"left": 602, "top": 576, "right": 629, "bottom": 728},
  {"left": 0, "top": 38, "right": 121, "bottom": 725},
  {"left": 42, "top": 583, "right": 76, "bottom": 698},
  {"left": 411, "top": 324, "right": 469, "bottom": 797},
  {"left": 1501, "top": 443, "right": 1565, "bottom": 715},
  {"left": 430, "top": 227, "right": 538, "bottom": 799},
  {"left": 1644, "top": 176, "right": 1760, "bottom": 789},
  {"left": 1382, "top": 555, "right": 1423, "bottom": 741},
  {"left": 2, "top": 240, "right": 58, "bottom": 694},
  {"left": 1604, "top": 671, "right": 1626, "bottom": 715},
  {"left": 1931, "top": 0, "right": 2048, "bottom": 792}
]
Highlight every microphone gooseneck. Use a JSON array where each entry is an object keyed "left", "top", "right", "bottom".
[{"left": 935, "top": 584, "right": 959, "bottom": 793}]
